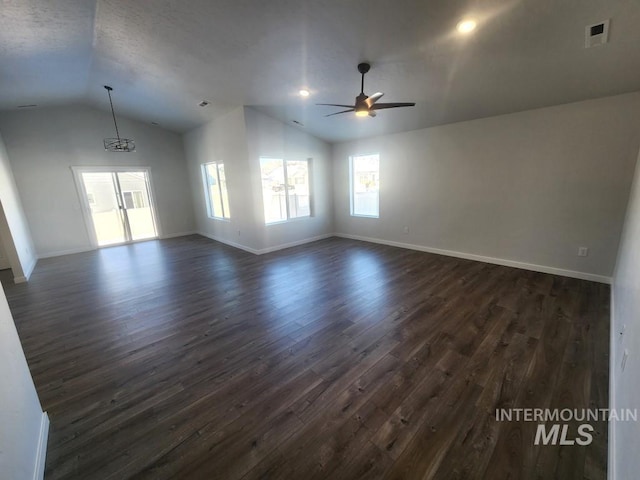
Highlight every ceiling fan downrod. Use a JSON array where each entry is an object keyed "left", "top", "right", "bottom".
[{"left": 358, "top": 62, "right": 370, "bottom": 94}]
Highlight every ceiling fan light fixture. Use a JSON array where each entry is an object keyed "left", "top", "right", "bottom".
[
  {"left": 355, "top": 94, "right": 369, "bottom": 117},
  {"left": 457, "top": 19, "right": 477, "bottom": 33},
  {"left": 318, "top": 63, "right": 415, "bottom": 118}
]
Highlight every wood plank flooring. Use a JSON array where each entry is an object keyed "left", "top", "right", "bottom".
[{"left": 1, "top": 235, "right": 610, "bottom": 479}]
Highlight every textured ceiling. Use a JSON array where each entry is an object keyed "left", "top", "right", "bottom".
[{"left": 1, "top": 0, "right": 640, "bottom": 142}]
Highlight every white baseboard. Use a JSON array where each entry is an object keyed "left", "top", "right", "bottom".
[
  {"left": 195, "top": 230, "right": 613, "bottom": 283},
  {"left": 196, "top": 232, "right": 334, "bottom": 256},
  {"left": 159, "top": 231, "right": 197, "bottom": 240},
  {"left": 12, "top": 256, "right": 38, "bottom": 283},
  {"left": 38, "top": 246, "right": 94, "bottom": 259},
  {"left": 22, "top": 256, "right": 37, "bottom": 281},
  {"left": 334, "top": 233, "right": 612, "bottom": 284},
  {"left": 255, "top": 233, "right": 334, "bottom": 255},
  {"left": 28, "top": 232, "right": 612, "bottom": 284},
  {"left": 33, "top": 412, "right": 49, "bottom": 480},
  {"left": 196, "top": 232, "right": 261, "bottom": 255},
  {"left": 37, "top": 235, "right": 197, "bottom": 257}
]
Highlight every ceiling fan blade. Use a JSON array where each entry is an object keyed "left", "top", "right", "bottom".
[
  {"left": 316, "top": 103, "right": 355, "bottom": 108},
  {"left": 371, "top": 102, "right": 416, "bottom": 110},
  {"left": 365, "top": 92, "right": 384, "bottom": 108},
  {"left": 324, "top": 108, "right": 355, "bottom": 117}
]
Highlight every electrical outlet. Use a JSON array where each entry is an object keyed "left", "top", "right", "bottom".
[
  {"left": 622, "top": 349, "right": 629, "bottom": 372},
  {"left": 578, "top": 246, "right": 589, "bottom": 257}
]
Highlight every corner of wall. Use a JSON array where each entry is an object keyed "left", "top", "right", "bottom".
[
  {"left": 34, "top": 412, "right": 50, "bottom": 480},
  {"left": 608, "top": 144, "right": 640, "bottom": 480},
  {"left": 608, "top": 286, "right": 616, "bottom": 480},
  {"left": 182, "top": 105, "right": 261, "bottom": 253},
  {"left": 0, "top": 131, "right": 38, "bottom": 280},
  {"left": 0, "top": 285, "right": 48, "bottom": 480}
]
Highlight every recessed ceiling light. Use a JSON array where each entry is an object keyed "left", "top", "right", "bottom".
[
  {"left": 299, "top": 89, "right": 310, "bottom": 97},
  {"left": 457, "top": 19, "right": 477, "bottom": 34}
]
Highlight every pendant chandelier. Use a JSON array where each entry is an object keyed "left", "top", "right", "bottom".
[{"left": 103, "top": 85, "right": 135, "bottom": 152}]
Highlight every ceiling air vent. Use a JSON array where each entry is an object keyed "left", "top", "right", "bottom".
[{"left": 585, "top": 20, "right": 609, "bottom": 48}]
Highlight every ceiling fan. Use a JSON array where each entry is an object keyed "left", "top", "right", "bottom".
[{"left": 318, "top": 62, "right": 416, "bottom": 117}]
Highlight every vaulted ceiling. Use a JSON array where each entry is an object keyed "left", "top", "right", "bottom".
[{"left": 1, "top": 0, "right": 640, "bottom": 142}]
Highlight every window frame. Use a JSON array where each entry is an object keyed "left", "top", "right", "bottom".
[
  {"left": 349, "top": 153, "right": 380, "bottom": 218},
  {"left": 260, "top": 157, "right": 313, "bottom": 225},
  {"left": 202, "top": 161, "right": 230, "bottom": 220}
]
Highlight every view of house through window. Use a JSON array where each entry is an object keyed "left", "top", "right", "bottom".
[
  {"left": 122, "top": 190, "right": 146, "bottom": 209},
  {"left": 260, "top": 158, "right": 311, "bottom": 224},
  {"left": 350, "top": 153, "right": 380, "bottom": 217},
  {"left": 202, "top": 162, "right": 230, "bottom": 219}
]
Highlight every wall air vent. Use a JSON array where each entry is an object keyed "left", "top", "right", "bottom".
[{"left": 585, "top": 20, "right": 610, "bottom": 48}]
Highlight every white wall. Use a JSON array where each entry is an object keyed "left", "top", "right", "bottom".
[
  {"left": 0, "top": 283, "right": 48, "bottom": 479},
  {"left": 610, "top": 147, "right": 640, "bottom": 480},
  {"left": 0, "top": 130, "right": 37, "bottom": 281},
  {"left": 333, "top": 93, "right": 640, "bottom": 280},
  {"left": 183, "top": 107, "right": 333, "bottom": 253},
  {"left": 243, "top": 107, "right": 333, "bottom": 251},
  {"left": 183, "top": 106, "right": 260, "bottom": 251},
  {"left": 0, "top": 105, "right": 195, "bottom": 257}
]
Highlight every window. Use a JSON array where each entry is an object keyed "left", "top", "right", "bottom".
[
  {"left": 260, "top": 158, "right": 311, "bottom": 224},
  {"left": 122, "top": 190, "right": 146, "bottom": 209},
  {"left": 350, "top": 153, "right": 379, "bottom": 217},
  {"left": 202, "top": 162, "right": 230, "bottom": 219}
]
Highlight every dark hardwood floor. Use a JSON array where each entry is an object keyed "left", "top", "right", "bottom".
[{"left": 1, "top": 235, "right": 609, "bottom": 479}]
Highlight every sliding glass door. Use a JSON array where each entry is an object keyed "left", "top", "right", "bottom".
[{"left": 76, "top": 168, "right": 158, "bottom": 247}]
